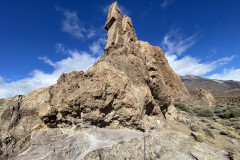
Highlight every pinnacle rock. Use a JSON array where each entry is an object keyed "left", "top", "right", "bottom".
[{"left": 104, "top": 2, "right": 137, "bottom": 53}]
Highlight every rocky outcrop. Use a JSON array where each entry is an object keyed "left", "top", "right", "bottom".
[
  {"left": 104, "top": 2, "right": 137, "bottom": 53},
  {"left": 0, "top": 88, "right": 49, "bottom": 159},
  {"left": 0, "top": 2, "right": 191, "bottom": 159},
  {"left": 38, "top": 2, "right": 189, "bottom": 131},
  {"left": 196, "top": 89, "right": 216, "bottom": 106},
  {"left": 183, "top": 89, "right": 216, "bottom": 106}
]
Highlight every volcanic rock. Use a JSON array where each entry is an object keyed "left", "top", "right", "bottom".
[
  {"left": 183, "top": 89, "right": 216, "bottom": 106},
  {"left": 0, "top": 88, "right": 50, "bottom": 159},
  {"left": 38, "top": 1, "right": 190, "bottom": 131},
  {"left": 196, "top": 89, "right": 216, "bottom": 106}
]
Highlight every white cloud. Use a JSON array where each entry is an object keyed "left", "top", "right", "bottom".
[
  {"left": 61, "top": 10, "right": 86, "bottom": 39},
  {"left": 162, "top": 29, "right": 198, "bottom": 55},
  {"left": 89, "top": 38, "right": 106, "bottom": 54},
  {"left": 208, "top": 68, "right": 240, "bottom": 81},
  {"left": 161, "top": 0, "right": 175, "bottom": 8},
  {"left": 166, "top": 54, "right": 234, "bottom": 76},
  {"left": 38, "top": 56, "right": 57, "bottom": 68},
  {"left": 0, "top": 50, "right": 97, "bottom": 98},
  {"left": 57, "top": 8, "right": 96, "bottom": 39},
  {"left": 87, "top": 30, "right": 96, "bottom": 38},
  {"left": 162, "top": 29, "right": 235, "bottom": 76}
]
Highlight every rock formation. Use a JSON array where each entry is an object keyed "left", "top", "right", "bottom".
[
  {"left": 196, "top": 89, "right": 216, "bottom": 106},
  {"left": 2, "top": 2, "right": 233, "bottom": 160},
  {"left": 0, "top": 88, "right": 50, "bottom": 159},
  {"left": 182, "top": 89, "right": 216, "bottom": 106},
  {"left": 38, "top": 1, "right": 190, "bottom": 131}
]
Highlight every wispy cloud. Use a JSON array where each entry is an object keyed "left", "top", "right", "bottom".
[
  {"left": 89, "top": 38, "right": 106, "bottom": 55},
  {"left": 56, "top": 43, "right": 66, "bottom": 54},
  {"left": 57, "top": 7, "right": 96, "bottom": 39},
  {"left": 0, "top": 47, "right": 99, "bottom": 98},
  {"left": 162, "top": 29, "right": 235, "bottom": 77},
  {"left": 208, "top": 68, "right": 240, "bottom": 81},
  {"left": 87, "top": 30, "right": 96, "bottom": 38},
  {"left": 38, "top": 56, "right": 57, "bottom": 68},
  {"left": 161, "top": 0, "right": 175, "bottom": 8},
  {"left": 162, "top": 29, "right": 198, "bottom": 55},
  {"left": 210, "top": 48, "right": 218, "bottom": 54},
  {"left": 61, "top": 10, "right": 85, "bottom": 39},
  {"left": 103, "top": 4, "right": 130, "bottom": 16}
]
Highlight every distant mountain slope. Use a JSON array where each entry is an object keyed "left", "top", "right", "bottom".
[{"left": 181, "top": 76, "right": 240, "bottom": 97}]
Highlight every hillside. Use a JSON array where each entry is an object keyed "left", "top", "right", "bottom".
[{"left": 181, "top": 76, "right": 240, "bottom": 97}]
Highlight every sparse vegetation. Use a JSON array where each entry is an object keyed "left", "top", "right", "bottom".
[
  {"left": 175, "top": 102, "right": 240, "bottom": 144},
  {"left": 174, "top": 103, "right": 191, "bottom": 113},
  {"left": 175, "top": 102, "right": 240, "bottom": 119},
  {"left": 203, "top": 128, "right": 215, "bottom": 138},
  {"left": 190, "top": 123, "right": 200, "bottom": 132},
  {"left": 220, "top": 130, "right": 240, "bottom": 139},
  {"left": 193, "top": 107, "right": 214, "bottom": 117}
]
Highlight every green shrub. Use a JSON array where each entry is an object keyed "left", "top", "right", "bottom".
[
  {"left": 214, "top": 105, "right": 227, "bottom": 114},
  {"left": 223, "top": 110, "right": 232, "bottom": 119},
  {"left": 222, "top": 107, "right": 240, "bottom": 119},
  {"left": 231, "top": 108, "right": 240, "bottom": 118},
  {"left": 193, "top": 107, "right": 214, "bottom": 117},
  {"left": 174, "top": 103, "right": 191, "bottom": 112}
]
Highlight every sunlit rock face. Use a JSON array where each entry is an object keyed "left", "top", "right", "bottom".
[{"left": 38, "top": 1, "right": 189, "bottom": 131}]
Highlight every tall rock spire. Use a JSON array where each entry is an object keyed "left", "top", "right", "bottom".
[{"left": 104, "top": 2, "right": 137, "bottom": 53}]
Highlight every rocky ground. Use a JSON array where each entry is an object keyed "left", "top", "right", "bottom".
[
  {"left": 172, "top": 102, "right": 240, "bottom": 159},
  {"left": 9, "top": 124, "right": 230, "bottom": 160}
]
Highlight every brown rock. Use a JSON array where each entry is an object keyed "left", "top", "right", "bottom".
[
  {"left": 0, "top": 87, "right": 49, "bottom": 159},
  {"left": 38, "top": 2, "right": 189, "bottom": 131},
  {"left": 104, "top": 2, "right": 137, "bottom": 53},
  {"left": 197, "top": 89, "right": 216, "bottom": 106}
]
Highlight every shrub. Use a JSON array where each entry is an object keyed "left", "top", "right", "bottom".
[
  {"left": 194, "top": 107, "right": 214, "bottom": 117},
  {"left": 203, "top": 128, "right": 215, "bottom": 138},
  {"left": 223, "top": 110, "right": 232, "bottom": 119},
  {"left": 174, "top": 103, "right": 191, "bottom": 113},
  {"left": 210, "top": 122, "right": 223, "bottom": 130},
  {"left": 220, "top": 130, "right": 240, "bottom": 139},
  {"left": 231, "top": 108, "right": 240, "bottom": 118},
  {"left": 190, "top": 123, "right": 201, "bottom": 132},
  {"left": 222, "top": 107, "right": 240, "bottom": 119}
]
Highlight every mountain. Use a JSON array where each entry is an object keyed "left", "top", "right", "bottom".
[
  {"left": 181, "top": 76, "right": 240, "bottom": 97},
  {"left": 0, "top": 2, "right": 238, "bottom": 160}
]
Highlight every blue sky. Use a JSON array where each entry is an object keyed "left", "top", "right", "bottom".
[{"left": 0, "top": 0, "right": 240, "bottom": 98}]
